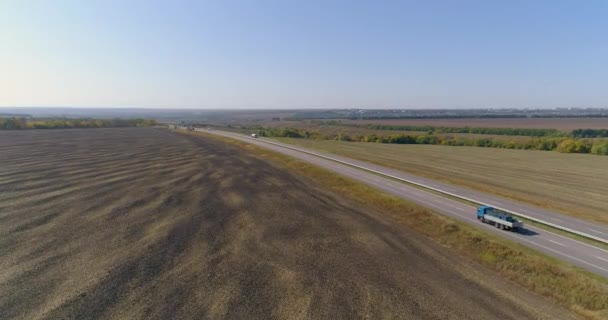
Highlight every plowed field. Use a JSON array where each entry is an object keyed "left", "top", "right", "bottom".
[{"left": 0, "top": 128, "right": 574, "bottom": 320}]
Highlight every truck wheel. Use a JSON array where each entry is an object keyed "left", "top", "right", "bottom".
[{"left": 496, "top": 223, "right": 501, "bottom": 229}]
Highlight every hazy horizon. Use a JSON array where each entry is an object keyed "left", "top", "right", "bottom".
[
  {"left": 2, "top": 1, "right": 607, "bottom": 109},
  {"left": 3, "top": 106, "right": 608, "bottom": 111}
]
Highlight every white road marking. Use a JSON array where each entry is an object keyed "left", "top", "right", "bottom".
[
  {"left": 590, "top": 229, "right": 608, "bottom": 235},
  {"left": 548, "top": 239, "right": 567, "bottom": 247},
  {"left": 442, "top": 201, "right": 468, "bottom": 212},
  {"left": 516, "top": 237, "right": 608, "bottom": 273},
  {"left": 596, "top": 256, "right": 608, "bottom": 263},
  {"left": 526, "top": 225, "right": 608, "bottom": 255}
]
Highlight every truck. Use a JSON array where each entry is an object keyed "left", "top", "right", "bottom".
[
  {"left": 251, "top": 133, "right": 258, "bottom": 138},
  {"left": 477, "top": 206, "right": 523, "bottom": 232}
]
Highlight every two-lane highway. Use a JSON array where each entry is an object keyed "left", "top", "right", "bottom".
[{"left": 195, "top": 128, "right": 608, "bottom": 278}]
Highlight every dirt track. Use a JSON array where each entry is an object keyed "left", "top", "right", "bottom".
[{"left": 0, "top": 128, "right": 575, "bottom": 319}]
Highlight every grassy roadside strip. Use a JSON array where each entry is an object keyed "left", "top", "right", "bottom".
[{"left": 180, "top": 130, "right": 608, "bottom": 320}]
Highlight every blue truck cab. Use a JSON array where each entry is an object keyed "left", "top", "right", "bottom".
[{"left": 476, "top": 206, "right": 492, "bottom": 219}]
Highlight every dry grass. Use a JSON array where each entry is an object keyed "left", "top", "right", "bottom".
[
  {"left": 274, "top": 138, "right": 608, "bottom": 224},
  {"left": 338, "top": 118, "right": 608, "bottom": 131},
  {"left": 198, "top": 131, "right": 608, "bottom": 320}
]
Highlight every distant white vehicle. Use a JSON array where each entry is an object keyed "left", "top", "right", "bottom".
[{"left": 251, "top": 133, "right": 258, "bottom": 138}]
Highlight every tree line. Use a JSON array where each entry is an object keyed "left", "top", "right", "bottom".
[
  {"left": 0, "top": 117, "right": 157, "bottom": 130},
  {"left": 571, "top": 129, "right": 608, "bottom": 138},
  {"left": 316, "top": 121, "right": 608, "bottom": 138},
  {"left": 246, "top": 126, "right": 608, "bottom": 156}
]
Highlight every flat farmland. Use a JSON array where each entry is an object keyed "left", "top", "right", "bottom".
[
  {"left": 276, "top": 138, "right": 608, "bottom": 224},
  {"left": 0, "top": 128, "right": 572, "bottom": 319},
  {"left": 0, "top": 129, "right": 570, "bottom": 319},
  {"left": 338, "top": 117, "right": 608, "bottom": 130}
]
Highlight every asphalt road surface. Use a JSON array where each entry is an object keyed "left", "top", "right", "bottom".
[{"left": 200, "top": 128, "right": 608, "bottom": 278}]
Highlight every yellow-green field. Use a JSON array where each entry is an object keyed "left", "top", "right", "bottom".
[{"left": 275, "top": 138, "right": 608, "bottom": 224}]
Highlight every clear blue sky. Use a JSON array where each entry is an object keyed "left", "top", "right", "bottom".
[{"left": 1, "top": 0, "right": 606, "bottom": 109}]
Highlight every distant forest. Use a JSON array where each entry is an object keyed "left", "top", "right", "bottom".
[{"left": 0, "top": 117, "right": 157, "bottom": 130}]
